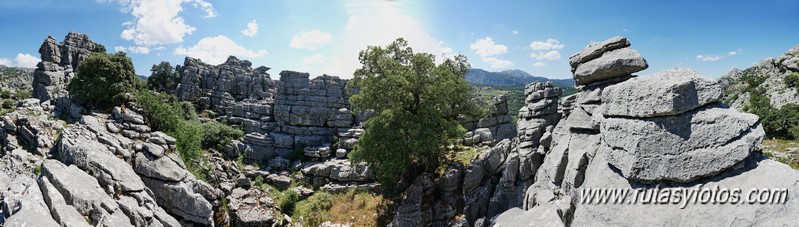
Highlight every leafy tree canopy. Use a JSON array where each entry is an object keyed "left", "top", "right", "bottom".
[
  {"left": 147, "top": 61, "right": 180, "bottom": 92},
  {"left": 67, "top": 52, "right": 141, "bottom": 108},
  {"left": 348, "top": 38, "right": 481, "bottom": 187}
]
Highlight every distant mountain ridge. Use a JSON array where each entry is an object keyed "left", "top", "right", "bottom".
[{"left": 466, "top": 68, "right": 574, "bottom": 88}]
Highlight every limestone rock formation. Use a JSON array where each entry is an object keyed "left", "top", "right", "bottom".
[
  {"left": 492, "top": 36, "right": 798, "bottom": 226},
  {"left": 720, "top": 44, "right": 799, "bottom": 110},
  {"left": 569, "top": 37, "right": 648, "bottom": 86},
  {"left": 31, "top": 32, "right": 98, "bottom": 118},
  {"left": 460, "top": 94, "right": 516, "bottom": 146}
]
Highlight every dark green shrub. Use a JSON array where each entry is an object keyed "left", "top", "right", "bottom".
[
  {"left": 201, "top": 121, "right": 244, "bottom": 150},
  {"left": 0, "top": 90, "right": 10, "bottom": 99},
  {"left": 785, "top": 72, "right": 799, "bottom": 88},
  {"left": 147, "top": 61, "right": 180, "bottom": 92},
  {"left": 134, "top": 90, "right": 184, "bottom": 132},
  {"left": 278, "top": 190, "right": 301, "bottom": 216},
  {"left": 2, "top": 99, "right": 15, "bottom": 109},
  {"left": 67, "top": 52, "right": 141, "bottom": 108}
]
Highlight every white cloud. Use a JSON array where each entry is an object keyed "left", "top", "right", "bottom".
[
  {"left": 0, "top": 58, "right": 11, "bottom": 67},
  {"left": 530, "top": 50, "right": 561, "bottom": 61},
  {"left": 528, "top": 38, "right": 564, "bottom": 61},
  {"left": 469, "top": 37, "right": 515, "bottom": 69},
  {"left": 529, "top": 38, "right": 564, "bottom": 51},
  {"left": 512, "top": 30, "right": 518, "bottom": 35},
  {"left": 114, "top": 46, "right": 151, "bottom": 54},
  {"left": 290, "top": 30, "right": 333, "bottom": 51},
  {"left": 174, "top": 35, "right": 267, "bottom": 64},
  {"left": 533, "top": 62, "right": 547, "bottom": 67},
  {"left": 323, "top": 0, "right": 454, "bottom": 78},
  {"left": 728, "top": 51, "right": 738, "bottom": 56},
  {"left": 482, "top": 57, "right": 514, "bottom": 69},
  {"left": 242, "top": 19, "right": 258, "bottom": 37},
  {"left": 14, "top": 53, "right": 40, "bottom": 68},
  {"left": 303, "top": 54, "right": 326, "bottom": 65},
  {"left": 470, "top": 37, "right": 508, "bottom": 57},
  {"left": 696, "top": 55, "right": 722, "bottom": 61},
  {"left": 190, "top": 0, "right": 216, "bottom": 18},
  {"left": 110, "top": 0, "right": 216, "bottom": 46},
  {"left": 0, "top": 53, "right": 40, "bottom": 68}
]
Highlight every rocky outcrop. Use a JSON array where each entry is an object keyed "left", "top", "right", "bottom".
[
  {"left": 460, "top": 95, "right": 516, "bottom": 146},
  {"left": 720, "top": 44, "right": 799, "bottom": 110},
  {"left": 31, "top": 32, "right": 97, "bottom": 118},
  {"left": 493, "top": 36, "right": 798, "bottom": 226},
  {"left": 569, "top": 36, "right": 648, "bottom": 86}
]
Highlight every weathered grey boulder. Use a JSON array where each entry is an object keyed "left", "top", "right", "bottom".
[
  {"left": 227, "top": 187, "right": 276, "bottom": 226},
  {"left": 390, "top": 175, "right": 434, "bottom": 227},
  {"left": 492, "top": 206, "right": 564, "bottom": 227},
  {"left": 3, "top": 208, "right": 61, "bottom": 227},
  {"left": 37, "top": 177, "right": 92, "bottom": 227},
  {"left": 134, "top": 152, "right": 190, "bottom": 182},
  {"left": 573, "top": 48, "right": 648, "bottom": 85},
  {"left": 572, "top": 152, "right": 799, "bottom": 226},
  {"left": 58, "top": 135, "right": 145, "bottom": 192},
  {"left": 266, "top": 174, "right": 291, "bottom": 190},
  {"left": 40, "top": 160, "right": 117, "bottom": 216},
  {"left": 439, "top": 163, "right": 464, "bottom": 192},
  {"left": 140, "top": 177, "right": 213, "bottom": 225},
  {"left": 603, "top": 105, "right": 764, "bottom": 182},
  {"left": 602, "top": 68, "right": 724, "bottom": 117},
  {"left": 568, "top": 36, "right": 630, "bottom": 71}
]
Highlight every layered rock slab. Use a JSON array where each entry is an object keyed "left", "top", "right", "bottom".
[{"left": 602, "top": 68, "right": 724, "bottom": 117}]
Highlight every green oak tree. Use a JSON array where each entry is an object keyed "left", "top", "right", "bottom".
[
  {"left": 67, "top": 52, "right": 141, "bottom": 108},
  {"left": 348, "top": 38, "right": 481, "bottom": 187},
  {"left": 147, "top": 61, "right": 180, "bottom": 92}
]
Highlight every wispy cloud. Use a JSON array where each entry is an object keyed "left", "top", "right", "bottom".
[
  {"left": 696, "top": 54, "right": 722, "bottom": 61},
  {"left": 242, "top": 20, "right": 258, "bottom": 37},
  {"left": 290, "top": 30, "right": 333, "bottom": 51},
  {"left": 529, "top": 38, "right": 564, "bottom": 61}
]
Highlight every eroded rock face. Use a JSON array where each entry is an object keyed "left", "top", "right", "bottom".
[
  {"left": 492, "top": 36, "right": 795, "bottom": 226},
  {"left": 602, "top": 68, "right": 724, "bottom": 117},
  {"left": 32, "top": 32, "right": 97, "bottom": 105},
  {"left": 603, "top": 104, "right": 764, "bottom": 182},
  {"left": 572, "top": 152, "right": 799, "bottom": 226},
  {"left": 573, "top": 48, "right": 648, "bottom": 86}
]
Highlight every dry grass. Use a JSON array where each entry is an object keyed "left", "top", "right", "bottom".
[
  {"left": 293, "top": 188, "right": 391, "bottom": 227},
  {"left": 762, "top": 139, "right": 799, "bottom": 169}
]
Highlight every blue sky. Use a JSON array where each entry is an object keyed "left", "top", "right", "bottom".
[{"left": 1, "top": 0, "right": 797, "bottom": 80}]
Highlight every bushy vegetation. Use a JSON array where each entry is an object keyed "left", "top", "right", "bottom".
[
  {"left": 201, "top": 121, "right": 244, "bottom": 150},
  {"left": 1, "top": 99, "right": 14, "bottom": 109},
  {"left": 134, "top": 89, "right": 243, "bottom": 181},
  {"left": 277, "top": 190, "right": 301, "bottom": 216},
  {"left": 67, "top": 52, "right": 141, "bottom": 108},
  {"left": 758, "top": 104, "right": 799, "bottom": 140},
  {"left": 348, "top": 38, "right": 482, "bottom": 187},
  {"left": 147, "top": 61, "right": 180, "bottom": 92},
  {"left": 785, "top": 72, "right": 799, "bottom": 88}
]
